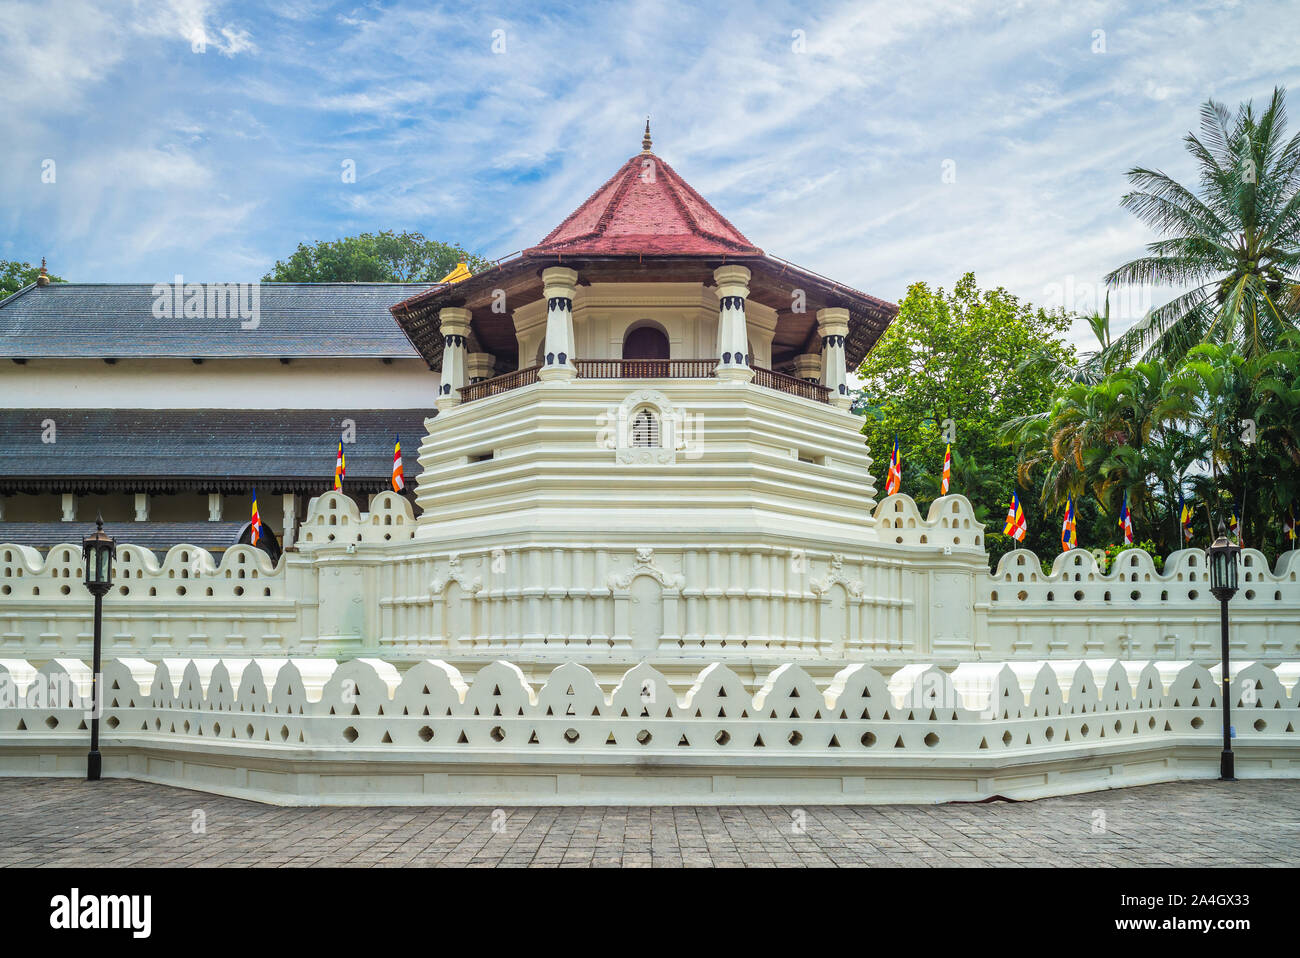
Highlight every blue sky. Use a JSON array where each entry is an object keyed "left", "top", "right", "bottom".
[{"left": 4, "top": 0, "right": 1299, "bottom": 346}]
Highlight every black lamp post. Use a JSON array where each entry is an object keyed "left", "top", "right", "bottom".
[
  {"left": 1208, "top": 520, "right": 1240, "bottom": 782},
  {"left": 81, "top": 513, "right": 115, "bottom": 781}
]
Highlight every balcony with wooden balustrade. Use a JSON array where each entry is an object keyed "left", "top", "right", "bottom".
[{"left": 458, "top": 359, "right": 831, "bottom": 404}]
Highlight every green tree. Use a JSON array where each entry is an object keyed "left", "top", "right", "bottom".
[
  {"left": 1106, "top": 87, "right": 1300, "bottom": 364},
  {"left": 262, "top": 231, "right": 491, "bottom": 283},
  {"left": 857, "top": 273, "right": 1076, "bottom": 562},
  {"left": 1252, "top": 331, "right": 1300, "bottom": 553},
  {"left": 0, "top": 260, "right": 66, "bottom": 298}
]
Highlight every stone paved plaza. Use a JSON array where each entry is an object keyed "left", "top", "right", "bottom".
[{"left": 0, "top": 777, "right": 1295, "bottom": 867}]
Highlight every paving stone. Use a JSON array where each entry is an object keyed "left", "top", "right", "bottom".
[{"left": 0, "top": 778, "right": 1296, "bottom": 867}]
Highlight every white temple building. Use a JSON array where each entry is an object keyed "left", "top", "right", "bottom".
[{"left": 1, "top": 127, "right": 1298, "bottom": 804}]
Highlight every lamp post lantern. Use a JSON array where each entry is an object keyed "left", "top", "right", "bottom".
[
  {"left": 1208, "top": 520, "right": 1240, "bottom": 782},
  {"left": 81, "top": 513, "right": 116, "bottom": 781}
]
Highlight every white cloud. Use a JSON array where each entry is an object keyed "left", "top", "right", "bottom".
[{"left": 2, "top": 0, "right": 1299, "bottom": 324}]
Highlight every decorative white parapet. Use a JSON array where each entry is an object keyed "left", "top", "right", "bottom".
[
  {"left": 2, "top": 656, "right": 1298, "bottom": 805},
  {"left": 986, "top": 546, "right": 1300, "bottom": 659},
  {"left": 2, "top": 491, "right": 1296, "bottom": 663}
]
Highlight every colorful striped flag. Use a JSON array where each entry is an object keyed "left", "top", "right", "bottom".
[
  {"left": 1228, "top": 507, "right": 1241, "bottom": 543},
  {"left": 1179, "top": 496, "right": 1195, "bottom": 543},
  {"left": 392, "top": 436, "right": 405, "bottom": 492},
  {"left": 1003, "top": 492, "right": 1027, "bottom": 541},
  {"left": 1286, "top": 508, "right": 1297, "bottom": 545},
  {"left": 1061, "top": 496, "right": 1077, "bottom": 552},
  {"left": 1118, "top": 491, "right": 1133, "bottom": 545},
  {"left": 940, "top": 443, "right": 952, "bottom": 495},
  {"left": 334, "top": 438, "right": 346, "bottom": 491},
  {"left": 885, "top": 436, "right": 902, "bottom": 496},
  {"left": 250, "top": 489, "right": 262, "bottom": 546}
]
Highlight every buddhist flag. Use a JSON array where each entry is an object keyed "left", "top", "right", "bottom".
[
  {"left": 250, "top": 489, "right": 262, "bottom": 546},
  {"left": 1118, "top": 491, "right": 1134, "bottom": 545},
  {"left": 334, "top": 438, "right": 346, "bottom": 491},
  {"left": 1286, "top": 508, "right": 1297, "bottom": 545},
  {"left": 940, "top": 443, "right": 952, "bottom": 495},
  {"left": 885, "top": 436, "right": 902, "bottom": 496},
  {"left": 1061, "top": 496, "right": 1077, "bottom": 552},
  {"left": 1228, "top": 507, "right": 1241, "bottom": 543},
  {"left": 1179, "top": 496, "right": 1195, "bottom": 543},
  {"left": 1003, "top": 492, "right": 1027, "bottom": 542},
  {"left": 392, "top": 435, "right": 405, "bottom": 492}
]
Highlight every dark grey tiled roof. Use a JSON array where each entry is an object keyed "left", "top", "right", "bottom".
[
  {"left": 0, "top": 521, "right": 247, "bottom": 553},
  {"left": 0, "top": 409, "right": 429, "bottom": 486},
  {"left": 0, "top": 283, "right": 430, "bottom": 358}
]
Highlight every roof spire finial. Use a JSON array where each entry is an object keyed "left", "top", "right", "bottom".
[
  {"left": 36, "top": 257, "right": 50, "bottom": 287},
  {"left": 641, "top": 116, "right": 652, "bottom": 154}
]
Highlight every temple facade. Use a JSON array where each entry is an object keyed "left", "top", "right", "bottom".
[{"left": 1, "top": 131, "right": 1298, "bottom": 804}]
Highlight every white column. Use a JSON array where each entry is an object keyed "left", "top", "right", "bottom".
[
  {"left": 61, "top": 493, "right": 75, "bottom": 522},
  {"left": 282, "top": 493, "right": 297, "bottom": 548},
  {"left": 208, "top": 492, "right": 223, "bottom": 521},
  {"left": 467, "top": 352, "right": 496, "bottom": 384},
  {"left": 817, "top": 307, "right": 852, "bottom": 409},
  {"left": 436, "top": 307, "right": 472, "bottom": 411},
  {"left": 793, "top": 353, "right": 822, "bottom": 384},
  {"left": 712, "top": 265, "right": 753, "bottom": 383},
  {"left": 538, "top": 267, "right": 578, "bottom": 381},
  {"left": 133, "top": 493, "right": 149, "bottom": 521}
]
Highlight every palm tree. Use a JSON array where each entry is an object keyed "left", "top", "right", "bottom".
[
  {"left": 1160, "top": 342, "right": 1257, "bottom": 540},
  {"left": 1017, "top": 293, "right": 1129, "bottom": 385},
  {"left": 1106, "top": 87, "right": 1300, "bottom": 364}
]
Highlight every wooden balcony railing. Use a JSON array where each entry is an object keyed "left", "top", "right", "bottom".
[
  {"left": 459, "top": 364, "right": 540, "bottom": 403},
  {"left": 459, "top": 359, "right": 831, "bottom": 404},
  {"left": 750, "top": 367, "right": 833, "bottom": 404},
  {"left": 574, "top": 358, "right": 718, "bottom": 380}
]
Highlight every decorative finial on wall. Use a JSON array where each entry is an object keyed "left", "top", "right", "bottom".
[{"left": 641, "top": 117, "right": 652, "bottom": 153}]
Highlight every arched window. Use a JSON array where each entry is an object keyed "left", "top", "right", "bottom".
[
  {"left": 623, "top": 325, "right": 669, "bottom": 377},
  {"left": 631, "top": 408, "right": 660, "bottom": 447}
]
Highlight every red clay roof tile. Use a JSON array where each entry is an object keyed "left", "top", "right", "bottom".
[{"left": 525, "top": 152, "right": 762, "bottom": 257}]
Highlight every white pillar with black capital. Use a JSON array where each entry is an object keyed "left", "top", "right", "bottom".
[
  {"left": 539, "top": 267, "right": 578, "bottom": 382},
  {"left": 436, "top": 307, "right": 472, "bottom": 411},
  {"left": 817, "top": 306, "right": 852, "bottom": 410},
  {"left": 713, "top": 264, "right": 753, "bottom": 383}
]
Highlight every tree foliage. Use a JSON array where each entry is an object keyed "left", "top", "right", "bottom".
[
  {"left": 1106, "top": 86, "right": 1300, "bottom": 364},
  {"left": 0, "top": 260, "right": 66, "bottom": 298},
  {"left": 262, "top": 231, "right": 491, "bottom": 283},
  {"left": 856, "top": 274, "right": 1075, "bottom": 562}
]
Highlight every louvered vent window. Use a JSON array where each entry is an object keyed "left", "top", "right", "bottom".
[{"left": 631, "top": 409, "right": 660, "bottom": 448}]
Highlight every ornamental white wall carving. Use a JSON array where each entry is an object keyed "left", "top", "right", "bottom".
[
  {"left": 2, "top": 655, "right": 1297, "bottom": 804},
  {"left": 1, "top": 490, "right": 1298, "bottom": 663}
]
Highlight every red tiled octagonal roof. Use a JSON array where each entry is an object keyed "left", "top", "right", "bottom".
[{"left": 524, "top": 151, "right": 762, "bottom": 257}]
